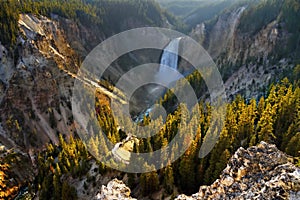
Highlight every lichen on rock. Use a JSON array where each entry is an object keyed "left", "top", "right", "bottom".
[
  {"left": 176, "top": 142, "right": 300, "bottom": 200},
  {"left": 95, "top": 178, "right": 136, "bottom": 200}
]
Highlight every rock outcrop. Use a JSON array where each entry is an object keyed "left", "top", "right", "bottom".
[
  {"left": 95, "top": 179, "right": 136, "bottom": 200},
  {"left": 176, "top": 142, "right": 300, "bottom": 200}
]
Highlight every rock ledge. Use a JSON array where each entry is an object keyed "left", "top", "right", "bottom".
[
  {"left": 95, "top": 178, "right": 136, "bottom": 200},
  {"left": 176, "top": 142, "right": 300, "bottom": 200}
]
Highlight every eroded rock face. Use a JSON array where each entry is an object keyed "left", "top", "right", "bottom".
[
  {"left": 0, "top": 14, "right": 80, "bottom": 149},
  {"left": 191, "top": 5, "right": 293, "bottom": 101},
  {"left": 176, "top": 142, "right": 300, "bottom": 200},
  {"left": 95, "top": 179, "right": 136, "bottom": 200}
]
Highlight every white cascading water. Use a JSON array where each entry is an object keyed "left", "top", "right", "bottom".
[
  {"left": 158, "top": 37, "right": 181, "bottom": 76},
  {"left": 142, "top": 37, "right": 182, "bottom": 118},
  {"left": 150, "top": 37, "right": 182, "bottom": 96}
]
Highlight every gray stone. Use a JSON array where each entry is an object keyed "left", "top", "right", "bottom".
[{"left": 175, "top": 142, "right": 300, "bottom": 200}]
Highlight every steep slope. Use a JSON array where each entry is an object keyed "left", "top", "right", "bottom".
[
  {"left": 0, "top": 14, "right": 80, "bottom": 198},
  {"left": 0, "top": 14, "right": 78, "bottom": 149},
  {"left": 191, "top": 0, "right": 299, "bottom": 100}
]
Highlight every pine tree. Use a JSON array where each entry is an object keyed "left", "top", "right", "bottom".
[
  {"left": 285, "top": 133, "right": 300, "bottom": 156},
  {"left": 162, "top": 165, "right": 174, "bottom": 194},
  {"left": 88, "top": 137, "right": 99, "bottom": 158},
  {"left": 55, "top": 163, "right": 62, "bottom": 177},
  {"left": 127, "top": 173, "right": 136, "bottom": 188},
  {"left": 53, "top": 174, "right": 61, "bottom": 199},
  {"left": 257, "top": 103, "right": 276, "bottom": 143},
  {"left": 178, "top": 140, "right": 197, "bottom": 193},
  {"left": 62, "top": 181, "right": 77, "bottom": 200},
  {"left": 214, "top": 149, "right": 231, "bottom": 178},
  {"left": 140, "top": 164, "right": 159, "bottom": 196}
]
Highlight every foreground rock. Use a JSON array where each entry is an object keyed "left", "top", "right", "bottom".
[
  {"left": 176, "top": 142, "right": 300, "bottom": 200},
  {"left": 95, "top": 179, "right": 136, "bottom": 200}
]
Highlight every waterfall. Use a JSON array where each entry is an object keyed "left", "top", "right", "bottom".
[
  {"left": 155, "top": 37, "right": 182, "bottom": 88},
  {"left": 135, "top": 37, "right": 182, "bottom": 121},
  {"left": 159, "top": 37, "right": 181, "bottom": 72}
]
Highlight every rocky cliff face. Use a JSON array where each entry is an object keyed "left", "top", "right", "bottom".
[
  {"left": 200, "top": 6, "right": 246, "bottom": 59},
  {"left": 192, "top": 4, "right": 288, "bottom": 65},
  {"left": 191, "top": 4, "right": 294, "bottom": 100},
  {"left": 176, "top": 142, "right": 300, "bottom": 200},
  {"left": 0, "top": 14, "right": 79, "bottom": 150},
  {"left": 0, "top": 14, "right": 81, "bottom": 196}
]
